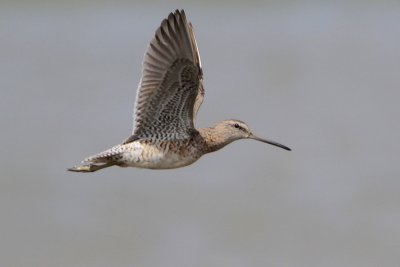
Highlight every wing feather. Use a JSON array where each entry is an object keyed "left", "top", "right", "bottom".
[{"left": 129, "top": 10, "right": 204, "bottom": 142}]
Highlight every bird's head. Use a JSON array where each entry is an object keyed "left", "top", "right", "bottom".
[{"left": 213, "top": 119, "right": 291, "bottom": 151}]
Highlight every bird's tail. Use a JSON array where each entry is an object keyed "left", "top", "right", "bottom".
[
  {"left": 68, "top": 145, "right": 125, "bottom": 172},
  {"left": 84, "top": 145, "right": 125, "bottom": 163}
]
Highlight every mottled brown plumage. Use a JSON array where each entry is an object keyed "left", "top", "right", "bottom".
[{"left": 68, "top": 10, "right": 290, "bottom": 173}]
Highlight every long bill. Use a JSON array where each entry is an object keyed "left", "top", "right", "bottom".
[{"left": 249, "top": 134, "right": 291, "bottom": 151}]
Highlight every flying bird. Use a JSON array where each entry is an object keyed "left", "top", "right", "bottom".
[{"left": 69, "top": 9, "right": 290, "bottom": 172}]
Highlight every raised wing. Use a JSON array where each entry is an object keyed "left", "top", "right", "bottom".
[{"left": 129, "top": 10, "right": 203, "bottom": 142}]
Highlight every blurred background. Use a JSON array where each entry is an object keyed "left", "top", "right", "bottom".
[{"left": 1, "top": 1, "right": 399, "bottom": 266}]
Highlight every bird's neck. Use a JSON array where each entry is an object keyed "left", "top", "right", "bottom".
[{"left": 198, "top": 127, "right": 235, "bottom": 153}]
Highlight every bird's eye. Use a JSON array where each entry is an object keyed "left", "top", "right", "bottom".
[{"left": 234, "top": 123, "right": 240, "bottom": 129}]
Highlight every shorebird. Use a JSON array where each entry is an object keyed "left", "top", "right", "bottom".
[{"left": 68, "top": 9, "right": 290, "bottom": 173}]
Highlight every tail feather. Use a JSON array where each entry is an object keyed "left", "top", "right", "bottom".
[
  {"left": 68, "top": 145, "right": 126, "bottom": 173},
  {"left": 84, "top": 145, "right": 126, "bottom": 163},
  {"left": 68, "top": 161, "right": 116, "bottom": 172}
]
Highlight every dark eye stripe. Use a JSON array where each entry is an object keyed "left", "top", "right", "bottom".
[{"left": 233, "top": 123, "right": 246, "bottom": 131}]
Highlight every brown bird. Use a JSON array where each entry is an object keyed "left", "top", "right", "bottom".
[{"left": 69, "top": 9, "right": 290, "bottom": 173}]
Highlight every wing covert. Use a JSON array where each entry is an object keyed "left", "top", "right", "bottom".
[{"left": 131, "top": 10, "right": 203, "bottom": 141}]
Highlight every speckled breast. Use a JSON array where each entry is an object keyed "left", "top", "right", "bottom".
[{"left": 120, "top": 137, "right": 206, "bottom": 169}]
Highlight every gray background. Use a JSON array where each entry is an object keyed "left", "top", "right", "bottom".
[{"left": 1, "top": 1, "right": 399, "bottom": 266}]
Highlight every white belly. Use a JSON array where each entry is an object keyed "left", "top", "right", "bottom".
[{"left": 119, "top": 141, "right": 200, "bottom": 169}]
